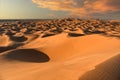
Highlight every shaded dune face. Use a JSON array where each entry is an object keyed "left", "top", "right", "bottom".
[
  {"left": 0, "top": 47, "right": 14, "bottom": 53},
  {"left": 79, "top": 54, "right": 120, "bottom": 80},
  {"left": 4, "top": 49, "right": 50, "bottom": 63},
  {"left": 68, "top": 32, "right": 85, "bottom": 37},
  {"left": 9, "top": 35, "right": 28, "bottom": 42},
  {"left": 41, "top": 33, "right": 56, "bottom": 38},
  {"left": 0, "top": 44, "right": 23, "bottom": 53}
]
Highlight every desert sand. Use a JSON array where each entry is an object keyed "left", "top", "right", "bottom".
[{"left": 0, "top": 18, "right": 120, "bottom": 80}]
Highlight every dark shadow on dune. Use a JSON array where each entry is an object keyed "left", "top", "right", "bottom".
[
  {"left": 9, "top": 35, "right": 28, "bottom": 42},
  {"left": 41, "top": 33, "right": 56, "bottom": 38},
  {"left": 68, "top": 33, "right": 85, "bottom": 37},
  {"left": 0, "top": 47, "right": 14, "bottom": 53},
  {"left": 0, "top": 44, "right": 23, "bottom": 53},
  {"left": 79, "top": 54, "right": 120, "bottom": 80},
  {"left": 92, "top": 31, "right": 105, "bottom": 34},
  {"left": 4, "top": 49, "right": 50, "bottom": 63}
]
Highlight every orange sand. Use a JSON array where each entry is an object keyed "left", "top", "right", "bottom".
[
  {"left": 0, "top": 34, "right": 120, "bottom": 80},
  {"left": 0, "top": 18, "right": 120, "bottom": 80}
]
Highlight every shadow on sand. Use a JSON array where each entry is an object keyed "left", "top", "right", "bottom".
[
  {"left": 4, "top": 49, "right": 50, "bottom": 63},
  {"left": 0, "top": 44, "right": 23, "bottom": 53},
  {"left": 9, "top": 35, "right": 28, "bottom": 42},
  {"left": 79, "top": 54, "right": 120, "bottom": 80},
  {"left": 0, "top": 46, "right": 14, "bottom": 53}
]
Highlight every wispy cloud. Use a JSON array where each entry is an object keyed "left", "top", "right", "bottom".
[{"left": 32, "top": 0, "right": 120, "bottom": 17}]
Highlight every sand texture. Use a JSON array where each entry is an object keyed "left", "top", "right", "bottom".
[{"left": 0, "top": 18, "right": 120, "bottom": 80}]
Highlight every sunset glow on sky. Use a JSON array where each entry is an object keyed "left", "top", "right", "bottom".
[{"left": 0, "top": 0, "right": 120, "bottom": 19}]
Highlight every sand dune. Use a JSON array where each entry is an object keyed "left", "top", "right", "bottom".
[
  {"left": 0, "top": 34, "right": 120, "bottom": 80},
  {"left": 0, "top": 35, "right": 11, "bottom": 46},
  {"left": 21, "top": 34, "right": 120, "bottom": 61},
  {"left": 80, "top": 54, "right": 120, "bottom": 80},
  {"left": 0, "top": 18, "right": 120, "bottom": 80}
]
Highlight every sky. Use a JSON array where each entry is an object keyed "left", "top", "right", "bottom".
[{"left": 0, "top": 0, "right": 120, "bottom": 19}]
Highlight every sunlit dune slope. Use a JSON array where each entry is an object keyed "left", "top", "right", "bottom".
[
  {"left": 0, "top": 34, "right": 120, "bottom": 80},
  {"left": 0, "top": 18, "right": 120, "bottom": 80},
  {"left": 22, "top": 34, "right": 120, "bottom": 61}
]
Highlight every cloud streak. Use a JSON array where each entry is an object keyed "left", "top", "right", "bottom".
[{"left": 32, "top": 0, "right": 120, "bottom": 17}]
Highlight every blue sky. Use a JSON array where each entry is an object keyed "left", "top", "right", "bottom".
[
  {"left": 0, "top": 0, "right": 68, "bottom": 19},
  {"left": 0, "top": 0, "right": 120, "bottom": 19}
]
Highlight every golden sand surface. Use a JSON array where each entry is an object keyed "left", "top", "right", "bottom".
[{"left": 0, "top": 18, "right": 120, "bottom": 80}]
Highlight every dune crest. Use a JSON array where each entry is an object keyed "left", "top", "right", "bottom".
[{"left": 23, "top": 34, "right": 120, "bottom": 61}]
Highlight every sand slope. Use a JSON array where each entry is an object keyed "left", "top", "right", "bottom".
[
  {"left": 80, "top": 54, "right": 120, "bottom": 80},
  {"left": 0, "top": 34, "right": 120, "bottom": 80},
  {"left": 0, "top": 18, "right": 120, "bottom": 80}
]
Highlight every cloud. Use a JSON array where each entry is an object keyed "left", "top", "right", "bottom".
[
  {"left": 32, "top": 0, "right": 120, "bottom": 17},
  {"left": 91, "top": 0, "right": 120, "bottom": 12}
]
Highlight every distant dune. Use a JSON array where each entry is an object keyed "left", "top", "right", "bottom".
[
  {"left": 110, "top": 20, "right": 120, "bottom": 22},
  {"left": 0, "top": 18, "right": 120, "bottom": 80}
]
